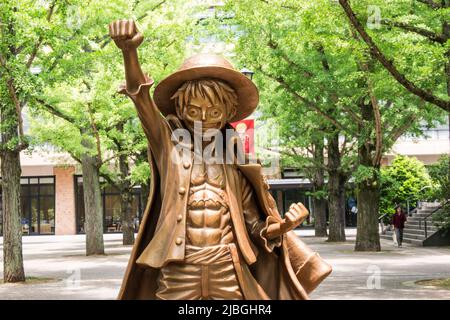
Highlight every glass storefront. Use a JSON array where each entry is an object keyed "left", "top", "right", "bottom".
[
  {"left": 0, "top": 176, "right": 56, "bottom": 235},
  {"left": 74, "top": 175, "right": 143, "bottom": 234}
]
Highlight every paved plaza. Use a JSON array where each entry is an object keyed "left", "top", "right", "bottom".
[{"left": 1, "top": 228, "right": 450, "bottom": 300}]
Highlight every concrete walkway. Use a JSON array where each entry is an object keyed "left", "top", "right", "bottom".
[{"left": 0, "top": 228, "right": 449, "bottom": 300}]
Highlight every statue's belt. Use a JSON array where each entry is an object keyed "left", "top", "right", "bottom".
[{"left": 183, "top": 244, "right": 233, "bottom": 265}]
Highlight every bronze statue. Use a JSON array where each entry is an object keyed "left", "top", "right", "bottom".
[{"left": 109, "top": 19, "right": 331, "bottom": 300}]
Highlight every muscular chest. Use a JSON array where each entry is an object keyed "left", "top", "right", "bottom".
[
  {"left": 188, "top": 162, "right": 227, "bottom": 212},
  {"left": 186, "top": 162, "right": 232, "bottom": 246},
  {"left": 190, "top": 161, "right": 225, "bottom": 188}
]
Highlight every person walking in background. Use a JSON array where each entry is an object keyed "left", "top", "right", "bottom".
[
  {"left": 392, "top": 205, "right": 407, "bottom": 247},
  {"left": 347, "top": 196, "right": 357, "bottom": 227}
]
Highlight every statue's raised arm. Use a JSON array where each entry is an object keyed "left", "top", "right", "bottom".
[
  {"left": 109, "top": 19, "right": 146, "bottom": 92},
  {"left": 109, "top": 19, "right": 168, "bottom": 153}
]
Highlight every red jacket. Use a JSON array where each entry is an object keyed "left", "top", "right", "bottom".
[{"left": 392, "top": 213, "right": 407, "bottom": 229}]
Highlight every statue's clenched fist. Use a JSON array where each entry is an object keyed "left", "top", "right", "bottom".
[
  {"left": 109, "top": 19, "right": 143, "bottom": 51},
  {"left": 281, "top": 202, "right": 309, "bottom": 232}
]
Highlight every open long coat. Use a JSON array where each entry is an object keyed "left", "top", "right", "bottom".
[
  {"left": 117, "top": 138, "right": 332, "bottom": 300},
  {"left": 117, "top": 79, "right": 331, "bottom": 300}
]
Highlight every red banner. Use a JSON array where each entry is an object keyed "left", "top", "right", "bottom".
[{"left": 230, "top": 119, "right": 254, "bottom": 154}]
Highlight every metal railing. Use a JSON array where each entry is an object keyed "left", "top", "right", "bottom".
[
  {"left": 378, "top": 185, "right": 431, "bottom": 235},
  {"left": 419, "top": 200, "right": 449, "bottom": 238},
  {"left": 378, "top": 213, "right": 389, "bottom": 234},
  {"left": 405, "top": 186, "right": 432, "bottom": 216}
]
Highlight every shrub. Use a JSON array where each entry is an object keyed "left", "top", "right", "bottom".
[
  {"left": 427, "top": 155, "right": 450, "bottom": 232},
  {"left": 432, "top": 201, "right": 450, "bottom": 233},
  {"left": 427, "top": 155, "right": 450, "bottom": 201},
  {"left": 380, "top": 155, "right": 434, "bottom": 219}
]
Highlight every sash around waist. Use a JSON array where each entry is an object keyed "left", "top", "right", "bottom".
[{"left": 184, "top": 244, "right": 233, "bottom": 265}]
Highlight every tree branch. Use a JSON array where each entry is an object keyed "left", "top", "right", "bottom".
[
  {"left": 417, "top": 0, "right": 448, "bottom": 9},
  {"left": 86, "top": 102, "right": 102, "bottom": 167},
  {"left": 67, "top": 149, "right": 82, "bottom": 164},
  {"left": 368, "top": 81, "right": 383, "bottom": 167},
  {"left": 381, "top": 19, "right": 447, "bottom": 44},
  {"left": 99, "top": 168, "right": 119, "bottom": 190},
  {"left": 0, "top": 54, "right": 6, "bottom": 68},
  {"left": 35, "top": 97, "right": 76, "bottom": 123},
  {"left": 258, "top": 0, "right": 297, "bottom": 10},
  {"left": 6, "top": 78, "right": 28, "bottom": 151},
  {"left": 137, "top": 0, "right": 167, "bottom": 19},
  {"left": 340, "top": 138, "right": 358, "bottom": 157},
  {"left": 388, "top": 113, "right": 418, "bottom": 142},
  {"left": 338, "top": 0, "right": 450, "bottom": 112},
  {"left": 266, "top": 39, "right": 364, "bottom": 125},
  {"left": 316, "top": 44, "right": 364, "bottom": 125},
  {"left": 275, "top": 147, "right": 329, "bottom": 172},
  {"left": 101, "top": 151, "right": 126, "bottom": 165},
  {"left": 258, "top": 67, "right": 348, "bottom": 131},
  {"left": 26, "top": 0, "right": 57, "bottom": 69},
  {"left": 99, "top": 0, "right": 169, "bottom": 49},
  {"left": 267, "top": 39, "right": 314, "bottom": 78}
]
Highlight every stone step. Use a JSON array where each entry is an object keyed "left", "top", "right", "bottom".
[
  {"left": 406, "top": 220, "right": 429, "bottom": 225},
  {"left": 404, "top": 224, "right": 438, "bottom": 230},
  {"left": 407, "top": 218, "right": 432, "bottom": 223},
  {"left": 403, "top": 233, "right": 426, "bottom": 240},
  {"left": 409, "top": 213, "right": 438, "bottom": 217},
  {"left": 406, "top": 238, "right": 425, "bottom": 246},
  {"left": 416, "top": 208, "right": 436, "bottom": 212},
  {"left": 383, "top": 225, "right": 438, "bottom": 233},
  {"left": 380, "top": 234, "right": 424, "bottom": 246},
  {"left": 386, "top": 228, "right": 430, "bottom": 236},
  {"left": 418, "top": 203, "right": 442, "bottom": 209},
  {"left": 384, "top": 231, "right": 426, "bottom": 240},
  {"left": 380, "top": 234, "right": 392, "bottom": 240},
  {"left": 391, "top": 215, "right": 439, "bottom": 221},
  {"left": 404, "top": 221, "right": 438, "bottom": 228},
  {"left": 404, "top": 227, "right": 438, "bottom": 234},
  {"left": 414, "top": 207, "right": 444, "bottom": 215},
  {"left": 409, "top": 210, "right": 434, "bottom": 217}
]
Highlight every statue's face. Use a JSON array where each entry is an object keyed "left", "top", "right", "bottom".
[{"left": 182, "top": 93, "right": 227, "bottom": 133}]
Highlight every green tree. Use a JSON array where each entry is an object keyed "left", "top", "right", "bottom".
[
  {"left": 256, "top": 80, "right": 357, "bottom": 240},
  {"left": 339, "top": 0, "right": 450, "bottom": 187},
  {"left": 339, "top": 0, "right": 450, "bottom": 113},
  {"left": 30, "top": 0, "right": 194, "bottom": 247},
  {"left": 380, "top": 155, "right": 434, "bottom": 217},
  {"left": 215, "top": 0, "right": 442, "bottom": 251},
  {"left": 427, "top": 154, "right": 450, "bottom": 200},
  {"left": 0, "top": 0, "right": 76, "bottom": 282}
]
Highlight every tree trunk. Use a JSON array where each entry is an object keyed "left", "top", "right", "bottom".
[
  {"left": 313, "top": 196, "right": 327, "bottom": 237},
  {"left": 355, "top": 178, "right": 381, "bottom": 251},
  {"left": 1, "top": 149, "right": 26, "bottom": 283},
  {"left": 355, "top": 102, "right": 381, "bottom": 251},
  {"left": 444, "top": 22, "right": 450, "bottom": 184},
  {"left": 119, "top": 153, "right": 134, "bottom": 245},
  {"left": 120, "top": 193, "right": 134, "bottom": 245},
  {"left": 312, "top": 138, "right": 327, "bottom": 237},
  {"left": 1, "top": 97, "right": 25, "bottom": 282},
  {"left": 80, "top": 136, "right": 104, "bottom": 255},
  {"left": 327, "top": 133, "right": 346, "bottom": 242}
]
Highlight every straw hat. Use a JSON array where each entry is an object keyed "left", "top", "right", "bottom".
[{"left": 153, "top": 54, "right": 259, "bottom": 122}]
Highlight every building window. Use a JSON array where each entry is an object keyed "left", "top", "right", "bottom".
[
  {"left": 0, "top": 176, "right": 55, "bottom": 235},
  {"left": 74, "top": 175, "right": 143, "bottom": 234},
  {"left": 268, "top": 178, "right": 313, "bottom": 226},
  {"left": 271, "top": 189, "right": 310, "bottom": 219}
]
